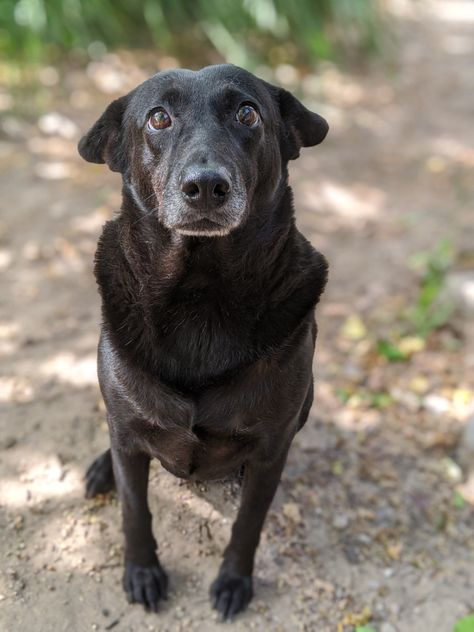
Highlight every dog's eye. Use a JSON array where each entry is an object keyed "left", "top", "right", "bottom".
[
  {"left": 148, "top": 108, "right": 172, "bottom": 130},
  {"left": 236, "top": 104, "right": 260, "bottom": 128}
]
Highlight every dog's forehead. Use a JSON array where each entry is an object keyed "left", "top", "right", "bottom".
[{"left": 131, "top": 65, "right": 273, "bottom": 110}]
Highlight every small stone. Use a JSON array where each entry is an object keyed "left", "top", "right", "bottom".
[
  {"left": 381, "top": 624, "right": 398, "bottom": 632},
  {"left": 343, "top": 544, "right": 360, "bottom": 564},
  {"left": 423, "top": 394, "right": 450, "bottom": 415},
  {"left": 367, "top": 579, "right": 380, "bottom": 591},
  {"left": 440, "top": 457, "right": 463, "bottom": 483},
  {"left": 445, "top": 270, "right": 474, "bottom": 313},
  {"left": 332, "top": 513, "right": 350, "bottom": 530}
]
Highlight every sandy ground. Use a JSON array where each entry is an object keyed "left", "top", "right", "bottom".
[{"left": 1, "top": 1, "right": 473, "bottom": 631}]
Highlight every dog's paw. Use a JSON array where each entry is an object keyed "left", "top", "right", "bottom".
[
  {"left": 210, "top": 570, "right": 253, "bottom": 621},
  {"left": 84, "top": 450, "right": 115, "bottom": 498},
  {"left": 123, "top": 560, "right": 168, "bottom": 612}
]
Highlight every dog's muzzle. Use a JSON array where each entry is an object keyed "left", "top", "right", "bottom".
[{"left": 161, "top": 163, "right": 247, "bottom": 237}]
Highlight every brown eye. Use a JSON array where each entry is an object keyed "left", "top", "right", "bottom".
[
  {"left": 148, "top": 108, "right": 171, "bottom": 130},
  {"left": 236, "top": 104, "right": 260, "bottom": 128}
]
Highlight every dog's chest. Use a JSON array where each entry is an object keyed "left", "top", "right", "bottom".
[
  {"left": 152, "top": 278, "right": 257, "bottom": 389},
  {"left": 137, "top": 419, "right": 254, "bottom": 481}
]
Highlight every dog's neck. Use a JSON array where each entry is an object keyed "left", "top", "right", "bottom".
[{"left": 95, "top": 183, "right": 327, "bottom": 390}]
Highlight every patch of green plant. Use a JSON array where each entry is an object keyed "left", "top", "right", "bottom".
[
  {"left": 454, "top": 615, "right": 474, "bottom": 632},
  {"left": 375, "top": 240, "right": 455, "bottom": 363},
  {"left": 407, "top": 239, "right": 454, "bottom": 338},
  {"left": 337, "top": 388, "right": 393, "bottom": 409},
  {"left": 0, "top": 0, "right": 384, "bottom": 66},
  {"left": 452, "top": 490, "right": 465, "bottom": 510},
  {"left": 366, "top": 391, "right": 392, "bottom": 408},
  {"left": 356, "top": 626, "right": 377, "bottom": 632},
  {"left": 335, "top": 387, "right": 351, "bottom": 403},
  {"left": 377, "top": 339, "right": 407, "bottom": 362}
]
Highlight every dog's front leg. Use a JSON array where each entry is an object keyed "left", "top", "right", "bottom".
[
  {"left": 111, "top": 445, "right": 168, "bottom": 612},
  {"left": 210, "top": 445, "right": 290, "bottom": 621}
]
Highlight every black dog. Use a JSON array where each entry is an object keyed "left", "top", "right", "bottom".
[{"left": 79, "top": 64, "right": 328, "bottom": 621}]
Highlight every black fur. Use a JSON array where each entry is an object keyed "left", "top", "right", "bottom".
[{"left": 79, "top": 64, "right": 328, "bottom": 621}]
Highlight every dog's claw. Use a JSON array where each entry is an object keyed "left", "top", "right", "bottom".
[
  {"left": 84, "top": 449, "right": 115, "bottom": 498},
  {"left": 123, "top": 560, "right": 168, "bottom": 612},
  {"left": 210, "top": 570, "right": 253, "bottom": 621}
]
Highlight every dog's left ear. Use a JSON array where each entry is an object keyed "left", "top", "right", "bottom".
[
  {"left": 78, "top": 94, "right": 130, "bottom": 173},
  {"left": 275, "top": 86, "right": 329, "bottom": 161}
]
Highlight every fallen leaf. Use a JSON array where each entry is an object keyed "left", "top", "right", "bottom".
[
  {"left": 342, "top": 315, "right": 367, "bottom": 341},
  {"left": 282, "top": 502, "right": 302, "bottom": 524}
]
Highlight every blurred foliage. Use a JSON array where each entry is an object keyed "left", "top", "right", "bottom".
[
  {"left": 454, "top": 615, "right": 474, "bottom": 632},
  {"left": 0, "top": 0, "right": 383, "bottom": 67},
  {"left": 376, "top": 239, "right": 455, "bottom": 363},
  {"left": 407, "top": 238, "right": 454, "bottom": 338}
]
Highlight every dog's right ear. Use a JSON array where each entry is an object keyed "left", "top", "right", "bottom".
[{"left": 78, "top": 95, "right": 129, "bottom": 173}]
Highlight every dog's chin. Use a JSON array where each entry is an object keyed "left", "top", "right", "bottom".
[
  {"left": 161, "top": 189, "right": 248, "bottom": 238},
  {"left": 174, "top": 218, "right": 236, "bottom": 238}
]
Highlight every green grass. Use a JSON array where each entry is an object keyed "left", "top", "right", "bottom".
[
  {"left": 0, "top": 0, "right": 383, "bottom": 67},
  {"left": 407, "top": 239, "right": 454, "bottom": 338},
  {"left": 376, "top": 239, "right": 455, "bottom": 363}
]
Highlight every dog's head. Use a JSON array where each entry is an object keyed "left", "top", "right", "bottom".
[{"left": 79, "top": 65, "right": 328, "bottom": 237}]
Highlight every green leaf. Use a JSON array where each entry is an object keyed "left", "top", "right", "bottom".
[
  {"left": 335, "top": 387, "right": 351, "bottom": 403},
  {"left": 356, "top": 626, "right": 377, "bottom": 632},
  {"left": 368, "top": 391, "right": 393, "bottom": 409},
  {"left": 453, "top": 490, "right": 465, "bottom": 510},
  {"left": 454, "top": 615, "right": 474, "bottom": 632},
  {"left": 377, "top": 339, "right": 407, "bottom": 362}
]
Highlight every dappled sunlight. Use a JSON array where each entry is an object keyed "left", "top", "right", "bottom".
[
  {"left": 458, "top": 472, "right": 474, "bottom": 505},
  {"left": 430, "top": 136, "right": 474, "bottom": 167},
  {"left": 1, "top": 451, "right": 84, "bottom": 509},
  {"left": 0, "top": 375, "right": 34, "bottom": 403},
  {"left": 71, "top": 207, "right": 111, "bottom": 234},
  {"left": 440, "top": 33, "right": 473, "bottom": 55},
  {"left": 0, "top": 321, "right": 19, "bottom": 355},
  {"left": 0, "top": 248, "right": 12, "bottom": 270},
  {"left": 301, "top": 179, "right": 385, "bottom": 221},
  {"left": 429, "top": 0, "right": 474, "bottom": 23},
  {"left": 40, "top": 352, "right": 97, "bottom": 387}
]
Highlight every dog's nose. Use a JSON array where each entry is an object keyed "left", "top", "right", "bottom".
[{"left": 180, "top": 168, "right": 231, "bottom": 208}]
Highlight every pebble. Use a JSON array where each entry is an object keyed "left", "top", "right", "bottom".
[
  {"left": 332, "top": 513, "right": 351, "bottom": 530},
  {"left": 343, "top": 544, "right": 360, "bottom": 564},
  {"left": 381, "top": 624, "right": 398, "bottom": 632},
  {"left": 423, "top": 393, "right": 451, "bottom": 415},
  {"left": 355, "top": 533, "right": 372, "bottom": 545},
  {"left": 445, "top": 270, "right": 474, "bottom": 313},
  {"left": 440, "top": 456, "right": 463, "bottom": 483}
]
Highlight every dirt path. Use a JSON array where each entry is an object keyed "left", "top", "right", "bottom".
[{"left": 1, "top": 1, "right": 473, "bottom": 631}]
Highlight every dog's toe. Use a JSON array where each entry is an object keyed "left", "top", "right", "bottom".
[
  {"left": 84, "top": 449, "right": 115, "bottom": 498},
  {"left": 123, "top": 560, "right": 168, "bottom": 612},
  {"left": 210, "top": 570, "right": 253, "bottom": 621}
]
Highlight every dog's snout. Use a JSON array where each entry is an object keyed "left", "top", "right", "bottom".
[{"left": 180, "top": 168, "right": 231, "bottom": 209}]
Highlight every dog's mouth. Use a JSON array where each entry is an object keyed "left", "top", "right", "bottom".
[{"left": 175, "top": 218, "right": 232, "bottom": 237}]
